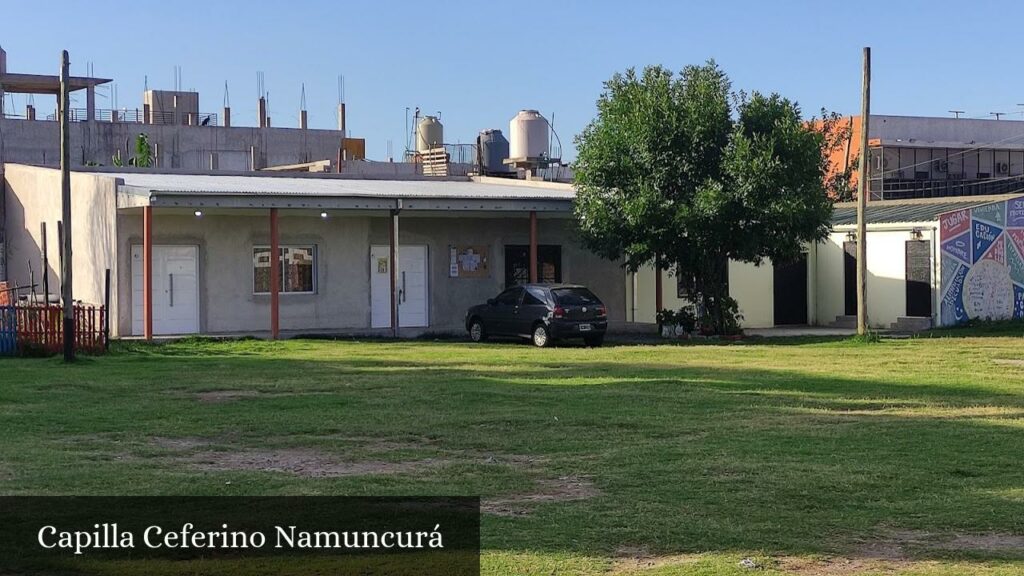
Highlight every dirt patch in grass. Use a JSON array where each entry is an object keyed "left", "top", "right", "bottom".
[
  {"left": 608, "top": 546, "right": 704, "bottom": 574},
  {"left": 993, "top": 358, "right": 1024, "bottom": 366},
  {"left": 192, "top": 390, "right": 333, "bottom": 403},
  {"left": 187, "top": 448, "right": 446, "bottom": 478},
  {"left": 150, "top": 436, "right": 216, "bottom": 451},
  {"left": 481, "top": 475, "right": 600, "bottom": 517},
  {"left": 776, "top": 555, "right": 917, "bottom": 575},
  {"left": 851, "top": 528, "right": 1024, "bottom": 557}
]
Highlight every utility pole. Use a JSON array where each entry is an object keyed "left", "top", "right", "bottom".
[
  {"left": 856, "top": 47, "right": 870, "bottom": 336},
  {"left": 60, "top": 50, "right": 74, "bottom": 361}
]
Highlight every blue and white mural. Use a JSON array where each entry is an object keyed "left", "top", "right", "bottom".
[{"left": 939, "top": 196, "right": 1024, "bottom": 325}]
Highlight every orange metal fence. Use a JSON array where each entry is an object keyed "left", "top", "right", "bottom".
[{"left": 11, "top": 304, "right": 107, "bottom": 355}]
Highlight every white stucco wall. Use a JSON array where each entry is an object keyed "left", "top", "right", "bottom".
[
  {"left": 4, "top": 164, "right": 119, "bottom": 320},
  {"left": 816, "top": 224, "right": 939, "bottom": 329},
  {"left": 625, "top": 258, "right": 785, "bottom": 329}
]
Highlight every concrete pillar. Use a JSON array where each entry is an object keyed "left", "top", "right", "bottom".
[
  {"left": 222, "top": 106, "right": 231, "bottom": 128},
  {"left": 337, "top": 103, "right": 346, "bottom": 132},
  {"left": 258, "top": 97, "right": 267, "bottom": 128},
  {"left": 266, "top": 116, "right": 271, "bottom": 128},
  {"left": 529, "top": 211, "right": 538, "bottom": 283},
  {"left": 143, "top": 206, "right": 153, "bottom": 341},
  {"left": 110, "top": 109, "right": 118, "bottom": 123},
  {"left": 269, "top": 208, "right": 280, "bottom": 340},
  {"left": 143, "top": 103, "right": 151, "bottom": 125},
  {"left": 25, "top": 105, "right": 35, "bottom": 121},
  {"left": 86, "top": 86, "right": 96, "bottom": 122},
  {"left": 299, "top": 109, "right": 307, "bottom": 130},
  {"left": 209, "top": 152, "right": 219, "bottom": 170}
]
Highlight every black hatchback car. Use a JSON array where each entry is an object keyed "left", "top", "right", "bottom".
[{"left": 465, "top": 284, "right": 608, "bottom": 347}]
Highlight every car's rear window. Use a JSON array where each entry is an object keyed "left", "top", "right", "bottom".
[{"left": 553, "top": 288, "right": 601, "bottom": 306}]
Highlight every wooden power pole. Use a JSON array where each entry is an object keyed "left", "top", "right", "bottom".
[
  {"left": 856, "top": 47, "right": 871, "bottom": 336},
  {"left": 59, "top": 50, "right": 74, "bottom": 361}
]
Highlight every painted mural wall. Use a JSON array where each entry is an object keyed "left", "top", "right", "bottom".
[{"left": 938, "top": 196, "right": 1024, "bottom": 325}]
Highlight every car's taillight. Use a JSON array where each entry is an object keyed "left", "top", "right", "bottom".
[
  {"left": 596, "top": 305, "right": 607, "bottom": 317},
  {"left": 553, "top": 306, "right": 566, "bottom": 319}
]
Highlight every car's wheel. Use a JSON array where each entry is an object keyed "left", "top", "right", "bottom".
[
  {"left": 469, "top": 319, "right": 487, "bottom": 343},
  {"left": 532, "top": 324, "right": 552, "bottom": 348},
  {"left": 584, "top": 334, "right": 604, "bottom": 347}
]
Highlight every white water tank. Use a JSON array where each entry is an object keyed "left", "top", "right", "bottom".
[
  {"left": 416, "top": 116, "right": 444, "bottom": 152},
  {"left": 509, "top": 109, "right": 549, "bottom": 159}
]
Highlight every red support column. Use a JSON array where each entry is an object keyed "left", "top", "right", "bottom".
[
  {"left": 389, "top": 210, "right": 399, "bottom": 337},
  {"left": 529, "top": 211, "right": 538, "bottom": 283},
  {"left": 269, "top": 208, "right": 280, "bottom": 340},
  {"left": 143, "top": 206, "right": 153, "bottom": 341},
  {"left": 654, "top": 254, "right": 663, "bottom": 314}
]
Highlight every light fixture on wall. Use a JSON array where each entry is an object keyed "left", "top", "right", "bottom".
[
  {"left": 194, "top": 210, "right": 203, "bottom": 217},
  {"left": 320, "top": 211, "right": 328, "bottom": 219},
  {"left": 911, "top": 227, "right": 923, "bottom": 240}
]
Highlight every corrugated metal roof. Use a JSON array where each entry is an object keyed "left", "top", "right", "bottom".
[
  {"left": 107, "top": 172, "right": 575, "bottom": 201},
  {"left": 831, "top": 198, "right": 997, "bottom": 225}
]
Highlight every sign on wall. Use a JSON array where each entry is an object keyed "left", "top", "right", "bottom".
[
  {"left": 448, "top": 245, "right": 489, "bottom": 278},
  {"left": 939, "top": 197, "right": 1024, "bottom": 325}
]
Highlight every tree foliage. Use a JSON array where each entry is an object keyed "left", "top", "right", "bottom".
[{"left": 573, "top": 62, "right": 834, "bottom": 333}]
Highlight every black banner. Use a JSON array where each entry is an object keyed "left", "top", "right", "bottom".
[{"left": 0, "top": 496, "right": 480, "bottom": 575}]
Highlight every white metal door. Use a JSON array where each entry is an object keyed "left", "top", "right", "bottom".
[
  {"left": 132, "top": 245, "right": 199, "bottom": 335},
  {"left": 370, "top": 245, "right": 428, "bottom": 328}
]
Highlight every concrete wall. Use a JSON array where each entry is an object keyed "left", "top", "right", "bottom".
[
  {"left": 627, "top": 225, "right": 938, "bottom": 331},
  {"left": 3, "top": 164, "right": 119, "bottom": 314},
  {"left": 871, "top": 115, "right": 1024, "bottom": 144},
  {"left": 816, "top": 225, "right": 939, "bottom": 328},
  {"left": 0, "top": 118, "right": 361, "bottom": 171},
  {"left": 368, "top": 215, "right": 625, "bottom": 333},
  {"left": 116, "top": 210, "right": 371, "bottom": 336},
  {"left": 113, "top": 210, "right": 625, "bottom": 337},
  {"left": 625, "top": 260, "right": 782, "bottom": 329}
]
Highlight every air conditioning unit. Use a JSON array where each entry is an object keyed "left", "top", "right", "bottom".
[
  {"left": 997, "top": 162, "right": 1010, "bottom": 174},
  {"left": 933, "top": 159, "right": 948, "bottom": 172}
]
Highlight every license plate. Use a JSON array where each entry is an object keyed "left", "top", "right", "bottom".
[{"left": 579, "top": 324, "right": 592, "bottom": 332}]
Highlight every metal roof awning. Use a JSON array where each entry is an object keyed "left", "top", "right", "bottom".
[
  {"left": 831, "top": 196, "right": 1008, "bottom": 226},
  {"left": 111, "top": 172, "right": 575, "bottom": 213}
]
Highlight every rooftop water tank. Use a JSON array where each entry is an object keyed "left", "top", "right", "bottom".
[
  {"left": 478, "top": 129, "right": 510, "bottom": 174},
  {"left": 416, "top": 115, "right": 444, "bottom": 152},
  {"left": 509, "top": 109, "right": 549, "bottom": 160}
]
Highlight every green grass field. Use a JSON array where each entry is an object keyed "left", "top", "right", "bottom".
[{"left": 3, "top": 331, "right": 1024, "bottom": 575}]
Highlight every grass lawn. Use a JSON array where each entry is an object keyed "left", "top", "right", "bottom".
[{"left": 3, "top": 331, "right": 1024, "bottom": 575}]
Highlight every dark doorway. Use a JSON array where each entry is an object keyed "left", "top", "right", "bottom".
[
  {"left": 505, "top": 245, "right": 561, "bottom": 288},
  {"left": 905, "top": 240, "right": 932, "bottom": 317},
  {"left": 773, "top": 253, "right": 808, "bottom": 325},
  {"left": 843, "top": 241, "right": 857, "bottom": 316}
]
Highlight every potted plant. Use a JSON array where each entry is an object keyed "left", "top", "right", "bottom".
[{"left": 657, "top": 306, "right": 697, "bottom": 339}]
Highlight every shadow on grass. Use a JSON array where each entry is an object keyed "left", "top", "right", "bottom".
[{"left": 5, "top": 337, "right": 1024, "bottom": 565}]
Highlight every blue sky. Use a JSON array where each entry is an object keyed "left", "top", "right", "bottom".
[{"left": 3, "top": 0, "right": 1020, "bottom": 160}]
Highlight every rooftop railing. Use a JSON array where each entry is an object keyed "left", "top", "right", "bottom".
[{"left": 2, "top": 108, "right": 220, "bottom": 126}]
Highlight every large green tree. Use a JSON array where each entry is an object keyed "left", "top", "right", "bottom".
[{"left": 573, "top": 62, "right": 834, "bottom": 334}]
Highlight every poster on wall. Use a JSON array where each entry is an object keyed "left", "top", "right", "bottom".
[
  {"left": 939, "top": 198, "right": 1024, "bottom": 325},
  {"left": 448, "top": 245, "right": 490, "bottom": 278}
]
